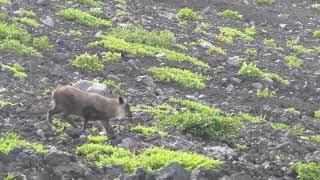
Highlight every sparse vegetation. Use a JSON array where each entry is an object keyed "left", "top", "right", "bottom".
[
  {"left": 0, "top": 100, "right": 15, "bottom": 107},
  {"left": 283, "top": 55, "right": 303, "bottom": 68},
  {"left": 300, "top": 135, "right": 320, "bottom": 144},
  {"left": 0, "top": 0, "right": 11, "bottom": 5},
  {"left": 87, "top": 134, "right": 108, "bottom": 143},
  {"left": 235, "top": 144, "right": 248, "bottom": 151},
  {"left": 287, "top": 40, "right": 314, "bottom": 54},
  {"left": 4, "top": 172, "right": 16, "bottom": 180},
  {"left": 284, "top": 108, "right": 300, "bottom": 116},
  {"left": 32, "top": 36, "right": 54, "bottom": 50},
  {"left": 52, "top": 117, "right": 71, "bottom": 134},
  {"left": 14, "top": 17, "right": 42, "bottom": 28},
  {"left": 291, "top": 162, "right": 320, "bottom": 180},
  {"left": 311, "top": 4, "right": 320, "bottom": 10},
  {"left": 69, "top": 29, "right": 83, "bottom": 37},
  {"left": 245, "top": 48, "right": 257, "bottom": 56},
  {"left": 131, "top": 125, "right": 167, "bottom": 137},
  {"left": 271, "top": 122, "right": 304, "bottom": 135},
  {"left": 89, "top": 8, "right": 103, "bottom": 16},
  {"left": 1, "top": 63, "right": 27, "bottom": 78},
  {"left": 218, "top": 9, "right": 243, "bottom": 20},
  {"left": 0, "top": 132, "right": 48, "bottom": 154},
  {"left": 176, "top": 7, "right": 202, "bottom": 23},
  {"left": 255, "top": 0, "right": 276, "bottom": 5},
  {"left": 148, "top": 66, "right": 211, "bottom": 89},
  {"left": 314, "top": 109, "right": 320, "bottom": 119},
  {"left": 257, "top": 88, "right": 276, "bottom": 98},
  {"left": 263, "top": 38, "right": 282, "bottom": 50},
  {"left": 218, "top": 26, "right": 256, "bottom": 44},
  {"left": 209, "top": 45, "right": 226, "bottom": 55},
  {"left": 20, "top": 8, "right": 36, "bottom": 17},
  {"left": 0, "top": 21, "right": 31, "bottom": 42},
  {"left": 59, "top": 8, "right": 111, "bottom": 27},
  {"left": 102, "top": 52, "right": 121, "bottom": 62},
  {"left": 0, "top": 39, "right": 42, "bottom": 57},
  {"left": 72, "top": 0, "right": 100, "bottom": 7},
  {"left": 313, "top": 29, "right": 320, "bottom": 38},
  {"left": 71, "top": 52, "right": 104, "bottom": 71},
  {"left": 115, "top": 10, "right": 130, "bottom": 16},
  {"left": 237, "top": 112, "right": 264, "bottom": 124}
]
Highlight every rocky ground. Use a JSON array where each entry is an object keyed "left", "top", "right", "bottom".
[{"left": 0, "top": 0, "right": 320, "bottom": 179}]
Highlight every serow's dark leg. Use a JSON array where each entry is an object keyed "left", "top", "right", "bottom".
[
  {"left": 102, "top": 120, "right": 116, "bottom": 139},
  {"left": 47, "top": 107, "right": 60, "bottom": 125}
]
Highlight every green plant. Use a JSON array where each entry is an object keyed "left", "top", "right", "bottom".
[
  {"left": 87, "top": 134, "right": 108, "bottom": 143},
  {"left": 0, "top": 101, "right": 15, "bottom": 107},
  {"left": 311, "top": 4, "right": 320, "bottom": 10},
  {"left": 257, "top": 88, "right": 276, "bottom": 98},
  {"left": 209, "top": 45, "right": 226, "bottom": 55},
  {"left": 0, "top": 39, "right": 42, "bottom": 57},
  {"left": 265, "top": 73, "right": 290, "bottom": 86},
  {"left": 32, "top": 36, "right": 54, "bottom": 50},
  {"left": 59, "top": 8, "right": 111, "bottom": 27},
  {"left": 148, "top": 66, "right": 211, "bottom": 89},
  {"left": 89, "top": 8, "right": 103, "bottom": 16},
  {"left": 136, "top": 98, "right": 242, "bottom": 143},
  {"left": 102, "top": 52, "right": 121, "bottom": 62},
  {"left": 236, "top": 112, "right": 264, "bottom": 124},
  {"left": 218, "top": 9, "right": 243, "bottom": 20},
  {"left": 69, "top": 29, "right": 83, "bottom": 37},
  {"left": 219, "top": 26, "right": 255, "bottom": 44},
  {"left": 255, "top": 0, "right": 276, "bottom": 5},
  {"left": 1, "top": 63, "right": 27, "bottom": 78},
  {"left": 287, "top": 40, "right": 314, "bottom": 54},
  {"left": 263, "top": 38, "right": 282, "bottom": 50},
  {"left": 52, "top": 117, "right": 71, "bottom": 134},
  {"left": 0, "top": 132, "right": 48, "bottom": 154},
  {"left": 271, "top": 122, "right": 304, "bottom": 134},
  {"left": 100, "top": 79, "right": 128, "bottom": 95},
  {"left": 108, "top": 28, "right": 176, "bottom": 48},
  {"left": 0, "top": 0, "right": 10, "bottom": 5},
  {"left": 314, "top": 109, "right": 320, "bottom": 119},
  {"left": 238, "top": 63, "right": 264, "bottom": 78},
  {"left": 313, "top": 29, "right": 320, "bottom": 38},
  {"left": 96, "top": 35, "right": 208, "bottom": 67},
  {"left": 0, "top": 11, "right": 7, "bottom": 20},
  {"left": 15, "top": 17, "right": 42, "bottom": 28},
  {"left": 245, "top": 48, "right": 257, "bottom": 56},
  {"left": 194, "top": 22, "right": 210, "bottom": 33},
  {"left": 4, "top": 172, "right": 16, "bottom": 180},
  {"left": 71, "top": 52, "right": 104, "bottom": 71},
  {"left": 115, "top": 10, "right": 130, "bottom": 16},
  {"left": 0, "top": 21, "right": 31, "bottom": 42},
  {"left": 300, "top": 135, "right": 320, "bottom": 144},
  {"left": 284, "top": 108, "right": 300, "bottom": 116},
  {"left": 291, "top": 162, "right": 320, "bottom": 180},
  {"left": 20, "top": 8, "right": 36, "bottom": 17},
  {"left": 131, "top": 125, "right": 167, "bottom": 137},
  {"left": 73, "top": 0, "right": 99, "bottom": 6},
  {"left": 283, "top": 55, "right": 303, "bottom": 68},
  {"left": 176, "top": 7, "right": 202, "bottom": 23},
  {"left": 235, "top": 144, "right": 248, "bottom": 151}
]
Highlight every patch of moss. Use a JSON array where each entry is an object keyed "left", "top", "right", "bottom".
[
  {"left": 283, "top": 55, "right": 303, "bottom": 68},
  {"left": 71, "top": 52, "right": 104, "bottom": 71},
  {"left": 68, "top": 29, "right": 83, "bottom": 37},
  {"left": 263, "top": 38, "right": 283, "bottom": 50},
  {"left": 291, "top": 162, "right": 320, "bottom": 180},
  {"left": 287, "top": 40, "right": 314, "bottom": 54},
  {"left": 300, "top": 135, "right": 320, "bottom": 144},
  {"left": 1, "top": 63, "right": 27, "bottom": 78},
  {"left": 284, "top": 108, "right": 300, "bottom": 116},
  {"left": 4, "top": 172, "right": 16, "bottom": 180},
  {"left": 257, "top": 88, "right": 276, "bottom": 98},
  {"left": 89, "top": 8, "right": 103, "bottom": 16},
  {"left": 131, "top": 125, "right": 167, "bottom": 137},
  {"left": 14, "top": 17, "right": 42, "bottom": 28},
  {"left": 148, "top": 66, "right": 211, "bottom": 89},
  {"left": 209, "top": 45, "right": 226, "bottom": 56},
  {"left": 0, "top": 132, "right": 48, "bottom": 154},
  {"left": 236, "top": 112, "right": 264, "bottom": 124},
  {"left": 176, "top": 7, "right": 202, "bottom": 23},
  {"left": 0, "top": 0, "right": 10, "bottom": 5},
  {"left": 311, "top": 4, "right": 320, "bottom": 10},
  {"left": 59, "top": 8, "right": 111, "bottom": 27},
  {"left": 115, "top": 10, "right": 130, "bottom": 16},
  {"left": 52, "top": 117, "right": 71, "bottom": 134},
  {"left": 235, "top": 144, "right": 248, "bottom": 151},
  {"left": 245, "top": 48, "right": 257, "bottom": 56},
  {"left": 0, "top": 39, "right": 42, "bottom": 57},
  {"left": 20, "top": 8, "right": 37, "bottom": 17},
  {"left": 218, "top": 9, "right": 243, "bottom": 20},
  {"left": 32, "top": 36, "right": 54, "bottom": 50},
  {"left": 255, "top": 0, "right": 276, "bottom": 5},
  {"left": 314, "top": 109, "right": 320, "bottom": 119},
  {"left": 218, "top": 26, "right": 256, "bottom": 44},
  {"left": 0, "top": 100, "right": 15, "bottom": 107},
  {"left": 0, "top": 21, "right": 31, "bottom": 42},
  {"left": 102, "top": 52, "right": 121, "bottom": 62},
  {"left": 271, "top": 122, "right": 304, "bottom": 135},
  {"left": 194, "top": 22, "right": 210, "bottom": 34},
  {"left": 87, "top": 134, "right": 108, "bottom": 143}
]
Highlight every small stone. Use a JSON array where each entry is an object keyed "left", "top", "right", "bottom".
[
  {"left": 135, "top": 75, "right": 155, "bottom": 87},
  {"left": 186, "top": 95, "right": 197, "bottom": 100},
  {"left": 118, "top": 137, "right": 133, "bottom": 148},
  {"left": 227, "top": 56, "right": 239, "bottom": 66},
  {"left": 226, "top": 84, "right": 234, "bottom": 92},
  {"left": 72, "top": 80, "right": 93, "bottom": 91},
  {"left": 251, "top": 82, "right": 263, "bottom": 90},
  {"left": 199, "top": 94, "right": 205, "bottom": 99},
  {"left": 107, "top": 74, "right": 121, "bottom": 82},
  {"left": 87, "top": 83, "right": 110, "bottom": 96},
  {"left": 316, "top": 88, "right": 320, "bottom": 94},
  {"left": 34, "top": 120, "right": 52, "bottom": 132},
  {"left": 65, "top": 127, "right": 82, "bottom": 138},
  {"left": 279, "top": 24, "right": 287, "bottom": 28},
  {"left": 231, "top": 77, "right": 241, "bottom": 84},
  {"left": 36, "top": 129, "right": 45, "bottom": 138},
  {"left": 204, "top": 146, "right": 237, "bottom": 160},
  {"left": 41, "top": 16, "right": 55, "bottom": 27},
  {"left": 95, "top": 30, "right": 103, "bottom": 38},
  {"left": 262, "top": 77, "right": 273, "bottom": 84},
  {"left": 155, "top": 88, "right": 163, "bottom": 96},
  {"left": 128, "top": 59, "right": 139, "bottom": 70},
  {"left": 201, "top": 41, "right": 213, "bottom": 49},
  {"left": 156, "top": 52, "right": 166, "bottom": 58}
]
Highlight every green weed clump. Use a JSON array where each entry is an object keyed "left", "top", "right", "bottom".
[
  {"left": 72, "top": 0, "right": 100, "bottom": 7},
  {"left": 0, "top": 11, "right": 7, "bottom": 20},
  {"left": 102, "top": 52, "right": 121, "bottom": 62},
  {"left": 257, "top": 88, "right": 276, "bottom": 98},
  {"left": 271, "top": 122, "right": 304, "bottom": 135},
  {"left": 76, "top": 143, "right": 223, "bottom": 174},
  {"left": 1, "top": 63, "right": 27, "bottom": 78},
  {"left": 265, "top": 73, "right": 290, "bottom": 86},
  {"left": 115, "top": 10, "right": 130, "bottom": 16},
  {"left": 32, "top": 36, "right": 54, "bottom": 50},
  {"left": 148, "top": 66, "right": 211, "bottom": 89},
  {"left": 218, "top": 26, "right": 256, "bottom": 44},
  {"left": 0, "top": 21, "right": 31, "bottom": 42},
  {"left": 0, "top": 101, "right": 15, "bottom": 107},
  {"left": 59, "top": 8, "right": 111, "bottom": 27},
  {"left": 195, "top": 22, "right": 210, "bottom": 33},
  {"left": 0, "top": 0, "right": 11, "bottom": 5},
  {"left": 97, "top": 35, "right": 209, "bottom": 67},
  {"left": 291, "top": 162, "right": 320, "bottom": 180},
  {"left": 89, "top": 8, "right": 103, "bottom": 16},
  {"left": 71, "top": 52, "right": 104, "bottom": 71},
  {"left": 284, "top": 108, "right": 300, "bottom": 116},
  {"left": 209, "top": 45, "right": 226, "bottom": 55},
  {"left": 102, "top": 79, "right": 128, "bottom": 95},
  {"left": 4, "top": 172, "right": 16, "bottom": 180},
  {"left": 255, "top": 0, "right": 276, "bottom": 5},
  {"left": 263, "top": 38, "right": 283, "bottom": 50},
  {"left": 15, "top": 17, "right": 42, "bottom": 28},
  {"left": 0, "top": 132, "right": 48, "bottom": 154},
  {"left": 136, "top": 98, "right": 242, "bottom": 143},
  {"left": 218, "top": 9, "right": 243, "bottom": 20},
  {"left": 311, "top": 4, "right": 320, "bottom": 10},
  {"left": 245, "top": 48, "right": 257, "bottom": 56},
  {"left": 52, "top": 117, "right": 71, "bottom": 134},
  {"left": 283, "top": 56, "right": 303, "bottom": 68},
  {"left": 20, "top": 8, "right": 37, "bottom": 17},
  {"left": 235, "top": 144, "right": 248, "bottom": 151},
  {"left": 287, "top": 40, "right": 314, "bottom": 54},
  {"left": 176, "top": 7, "right": 202, "bottom": 23},
  {"left": 108, "top": 28, "right": 176, "bottom": 48},
  {"left": 131, "top": 125, "right": 167, "bottom": 137},
  {"left": 300, "top": 135, "right": 320, "bottom": 144},
  {"left": 0, "top": 39, "right": 42, "bottom": 57},
  {"left": 87, "top": 134, "right": 108, "bottom": 143},
  {"left": 314, "top": 109, "right": 320, "bottom": 119},
  {"left": 236, "top": 112, "right": 264, "bottom": 124},
  {"left": 313, "top": 29, "right": 320, "bottom": 38},
  {"left": 69, "top": 29, "right": 83, "bottom": 37}
]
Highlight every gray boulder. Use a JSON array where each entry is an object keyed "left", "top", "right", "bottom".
[
  {"left": 153, "top": 162, "right": 190, "bottom": 180},
  {"left": 72, "top": 80, "right": 93, "bottom": 91},
  {"left": 87, "top": 83, "right": 109, "bottom": 96}
]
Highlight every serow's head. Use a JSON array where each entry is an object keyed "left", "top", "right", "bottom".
[{"left": 116, "top": 96, "right": 133, "bottom": 120}]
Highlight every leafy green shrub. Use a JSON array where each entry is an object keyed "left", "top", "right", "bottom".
[
  {"left": 89, "top": 8, "right": 103, "bottom": 16},
  {"left": 287, "top": 40, "right": 314, "bottom": 54},
  {"left": 209, "top": 45, "right": 226, "bottom": 55},
  {"left": 32, "top": 36, "right": 54, "bottom": 50},
  {"left": 0, "top": 39, "right": 42, "bottom": 57},
  {"left": 300, "top": 135, "right": 320, "bottom": 144},
  {"left": 1, "top": 63, "right": 27, "bottom": 78},
  {"left": 236, "top": 112, "right": 264, "bottom": 124},
  {"left": 238, "top": 63, "right": 264, "bottom": 78},
  {"left": 20, "top": 8, "right": 36, "bottom": 17},
  {"left": 235, "top": 144, "right": 248, "bottom": 151},
  {"left": 76, "top": 143, "right": 223, "bottom": 174},
  {"left": 0, "top": 132, "right": 48, "bottom": 154},
  {"left": 52, "top": 117, "right": 71, "bottom": 134},
  {"left": 219, "top": 26, "right": 255, "bottom": 44},
  {"left": 311, "top": 4, "right": 320, "bottom": 10},
  {"left": 291, "top": 162, "right": 320, "bottom": 180},
  {"left": 69, "top": 29, "right": 83, "bottom": 37},
  {"left": 314, "top": 109, "right": 320, "bottom": 119},
  {"left": 73, "top": 0, "right": 99, "bottom": 7},
  {"left": 0, "top": 101, "right": 15, "bottom": 107},
  {"left": 194, "top": 22, "right": 210, "bottom": 33},
  {"left": 0, "top": 21, "right": 31, "bottom": 42},
  {"left": 59, "top": 8, "right": 111, "bottom": 27},
  {"left": 148, "top": 66, "right": 211, "bottom": 89},
  {"left": 136, "top": 98, "right": 242, "bottom": 143},
  {"left": 176, "top": 7, "right": 202, "bottom": 23},
  {"left": 101, "top": 79, "right": 128, "bottom": 95},
  {"left": 263, "top": 38, "right": 283, "bottom": 50},
  {"left": 245, "top": 48, "right": 257, "bottom": 56},
  {"left": 131, "top": 125, "right": 167, "bottom": 137},
  {"left": 115, "top": 10, "right": 130, "bottom": 16},
  {"left": 270, "top": 122, "right": 304, "bottom": 134},
  {"left": 255, "top": 0, "right": 276, "bottom": 5},
  {"left": 0, "top": 11, "right": 7, "bottom": 20},
  {"left": 97, "top": 35, "right": 208, "bottom": 67},
  {"left": 313, "top": 29, "right": 320, "bottom": 38},
  {"left": 284, "top": 108, "right": 300, "bottom": 116},
  {"left": 102, "top": 52, "right": 121, "bottom": 62},
  {"left": 283, "top": 55, "right": 303, "bottom": 68},
  {"left": 0, "top": 0, "right": 10, "bottom": 5},
  {"left": 15, "top": 17, "right": 42, "bottom": 28},
  {"left": 108, "top": 28, "right": 176, "bottom": 48},
  {"left": 218, "top": 9, "right": 243, "bottom": 20},
  {"left": 265, "top": 73, "right": 290, "bottom": 86},
  {"left": 4, "top": 172, "right": 16, "bottom": 180},
  {"left": 87, "top": 134, "right": 108, "bottom": 143},
  {"left": 257, "top": 88, "right": 276, "bottom": 98},
  {"left": 71, "top": 52, "right": 104, "bottom": 71}
]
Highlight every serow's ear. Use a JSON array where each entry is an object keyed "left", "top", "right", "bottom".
[{"left": 119, "top": 96, "right": 125, "bottom": 104}]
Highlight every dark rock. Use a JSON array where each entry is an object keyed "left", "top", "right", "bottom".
[
  {"left": 103, "top": 165, "right": 124, "bottom": 179},
  {"left": 34, "top": 120, "right": 52, "bottom": 132},
  {"left": 153, "top": 162, "right": 190, "bottom": 180},
  {"left": 53, "top": 162, "right": 92, "bottom": 179},
  {"left": 65, "top": 127, "right": 82, "bottom": 138},
  {"left": 125, "top": 167, "right": 155, "bottom": 180},
  {"left": 35, "top": 0, "right": 50, "bottom": 6},
  {"left": 118, "top": 137, "right": 133, "bottom": 149},
  {"left": 129, "top": 59, "right": 139, "bottom": 70},
  {"left": 220, "top": 172, "right": 254, "bottom": 180},
  {"left": 44, "top": 149, "right": 71, "bottom": 167},
  {"left": 17, "top": 151, "right": 42, "bottom": 168},
  {"left": 191, "top": 167, "right": 219, "bottom": 180},
  {"left": 107, "top": 74, "right": 121, "bottom": 82},
  {"left": 136, "top": 75, "right": 155, "bottom": 87}
]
